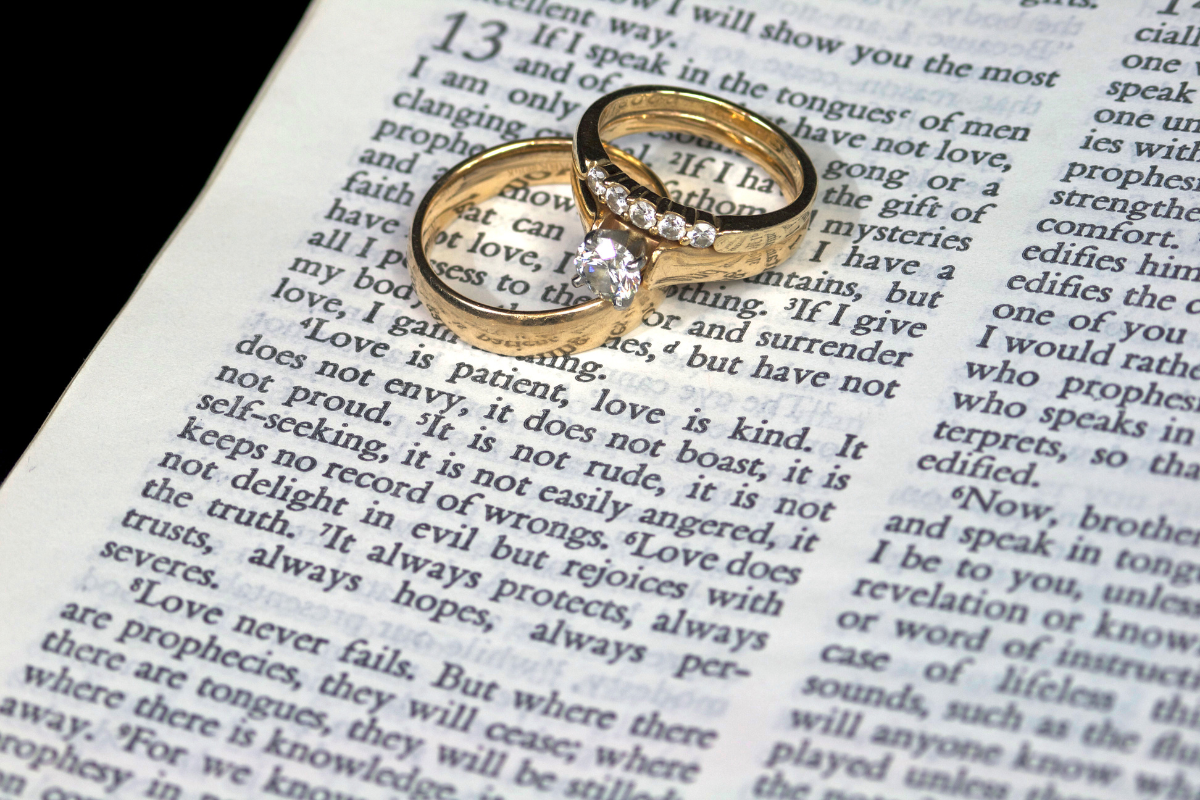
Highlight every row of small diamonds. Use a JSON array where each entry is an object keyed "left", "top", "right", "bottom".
[{"left": 586, "top": 166, "right": 716, "bottom": 248}]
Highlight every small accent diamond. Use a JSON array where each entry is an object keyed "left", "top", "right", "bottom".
[
  {"left": 689, "top": 221, "right": 716, "bottom": 248},
  {"left": 605, "top": 184, "right": 629, "bottom": 215},
  {"left": 657, "top": 213, "right": 685, "bottom": 241},
  {"left": 574, "top": 229, "right": 646, "bottom": 309},
  {"left": 629, "top": 200, "right": 657, "bottom": 229},
  {"left": 586, "top": 166, "right": 607, "bottom": 196}
]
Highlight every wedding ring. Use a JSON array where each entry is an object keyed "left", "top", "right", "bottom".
[
  {"left": 571, "top": 85, "right": 818, "bottom": 309},
  {"left": 408, "top": 138, "right": 669, "bottom": 356}
]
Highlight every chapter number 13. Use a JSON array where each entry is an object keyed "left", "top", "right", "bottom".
[{"left": 433, "top": 11, "right": 507, "bottom": 62}]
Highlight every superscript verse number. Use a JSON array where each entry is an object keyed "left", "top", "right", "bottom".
[{"left": 433, "top": 12, "right": 507, "bottom": 62}]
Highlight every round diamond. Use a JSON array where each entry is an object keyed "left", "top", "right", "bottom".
[
  {"left": 629, "top": 200, "right": 657, "bottom": 229},
  {"left": 586, "top": 166, "right": 607, "bottom": 196},
  {"left": 657, "top": 213, "right": 685, "bottom": 240},
  {"left": 688, "top": 222, "right": 716, "bottom": 248},
  {"left": 574, "top": 229, "right": 646, "bottom": 310},
  {"left": 605, "top": 184, "right": 629, "bottom": 215}
]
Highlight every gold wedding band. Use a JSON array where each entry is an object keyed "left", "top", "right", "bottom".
[{"left": 408, "top": 86, "right": 817, "bottom": 357}]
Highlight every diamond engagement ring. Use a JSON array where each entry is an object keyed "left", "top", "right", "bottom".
[
  {"left": 407, "top": 87, "right": 817, "bottom": 357},
  {"left": 567, "top": 86, "right": 818, "bottom": 315}
]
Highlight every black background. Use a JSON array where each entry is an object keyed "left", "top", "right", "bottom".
[{"left": 4, "top": 5, "right": 312, "bottom": 482}]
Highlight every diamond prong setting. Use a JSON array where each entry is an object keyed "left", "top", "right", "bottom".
[{"left": 573, "top": 229, "right": 646, "bottom": 310}]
